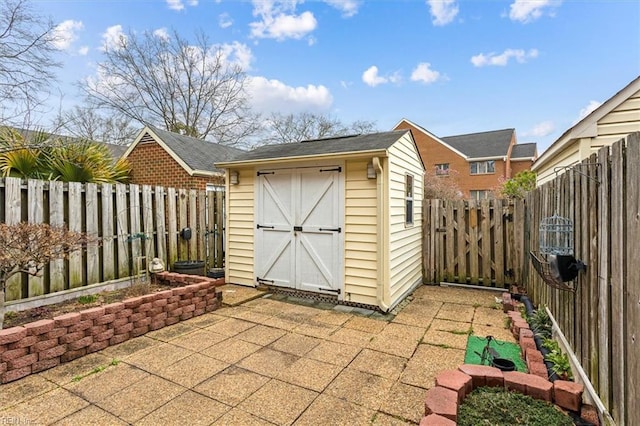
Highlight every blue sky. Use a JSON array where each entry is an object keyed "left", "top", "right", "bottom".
[{"left": 33, "top": 0, "right": 640, "bottom": 153}]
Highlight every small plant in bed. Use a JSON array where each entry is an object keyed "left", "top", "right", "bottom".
[
  {"left": 78, "top": 294, "right": 99, "bottom": 304},
  {"left": 458, "top": 387, "right": 573, "bottom": 426}
]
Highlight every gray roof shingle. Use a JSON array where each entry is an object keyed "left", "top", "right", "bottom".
[
  {"left": 510, "top": 143, "right": 537, "bottom": 159},
  {"left": 442, "top": 128, "right": 515, "bottom": 158},
  {"left": 147, "top": 125, "right": 245, "bottom": 173},
  {"left": 220, "top": 130, "right": 409, "bottom": 164}
]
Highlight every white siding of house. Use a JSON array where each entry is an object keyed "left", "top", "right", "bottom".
[
  {"left": 226, "top": 168, "right": 255, "bottom": 286},
  {"left": 387, "top": 133, "right": 424, "bottom": 306},
  {"left": 344, "top": 159, "right": 378, "bottom": 306},
  {"left": 536, "top": 87, "right": 640, "bottom": 184},
  {"left": 535, "top": 142, "right": 583, "bottom": 184},
  {"left": 594, "top": 88, "right": 640, "bottom": 149}
]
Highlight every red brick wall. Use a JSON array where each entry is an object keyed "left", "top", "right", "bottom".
[
  {"left": 126, "top": 141, "right": 224, "bottom": 190},
  {"left": 0, "top": 273, "right": 223, "bottom": 384},
  {"left": 396, "top": 122, "right": 532, "bottom": 198}
]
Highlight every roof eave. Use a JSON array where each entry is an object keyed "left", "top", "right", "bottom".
[
  {"left": 394, "top": 118, "right": 469, "bottom": 159},
  {"left": 122, "top": 126, "right": 197, "bottom": 175},
  {"left": 216, "top": 148, "right": 390, "bottom": 168},
  {"left": 466, "top": 155, "right": 506, "bottom": 162}
]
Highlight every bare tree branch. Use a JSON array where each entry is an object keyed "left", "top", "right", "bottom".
[
  {"left": 53, "top": 106, "right": 139, "bottom": 145},
  {"left": 261, "top": 112, "right": 377, "bottom": 145},
  {"left": 0, "top": 0, "right": 61, "bottom": 121},
  {"left": 81, "top": 28, "right": 259, "bottom": 146}
]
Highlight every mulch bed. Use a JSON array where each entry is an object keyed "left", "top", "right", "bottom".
[{"left": 3, "top": 280, "right": 174, "bottom": 328}]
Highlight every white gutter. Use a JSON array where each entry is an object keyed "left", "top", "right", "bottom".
[{"left": 373, "top": 156, "right": 390, "bottom": 312}]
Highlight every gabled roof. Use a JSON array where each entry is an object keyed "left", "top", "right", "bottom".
[
  {"left": 534, "top": 75, "right": 640, "bottom": 170},
  {"left": 393, "top": 118, "right": 469, "bottom": 159},
  {"left": 510, "top": 143, "right": 537, "bottom": 159},
  {"left": 123, "top": 125, "right": 245, "bottom": 175},
  {"left": 102, "top": 143, "right": 128, "bottom": 159},
  {"left": 442, "top": 128, "right": 515, "bottom": 159},
  {"left": 217, "top": 130, "right": 412, "bottom": 166}
]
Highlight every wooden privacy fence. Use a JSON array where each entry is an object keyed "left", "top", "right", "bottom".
[
  {"left": 422, "top": 198, "right": 525, "bottom": 288},
  {"left": 0, "top": 177, "right": 225, "bottom": 303},
  {"left": 523, "top": 132, "right": 640, "bottom": 425},
  {"left": 422, "top": 132, "right": 640, "bottom": 424}
]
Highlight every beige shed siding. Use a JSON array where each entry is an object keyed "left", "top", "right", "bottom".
[
  {"left": 387, "top": 134, "right": 424, "bottom": 304},
  {"left": 226, "top": 168, "right": 255, "bottom": 286},
  {"left": 344, "top": 159, "right": 378, "bottom": 306}
]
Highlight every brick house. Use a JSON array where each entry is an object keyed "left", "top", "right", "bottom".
[
  {"left": 394, "top": 119, "right": 537, "bottom": 199},
  {"left": 121, "top": 125, "right": 244, "bottom": 190}
]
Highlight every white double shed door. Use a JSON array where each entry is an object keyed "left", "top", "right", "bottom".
[{"left": 255, "top": 164, "right": 344, "bottom": 296}]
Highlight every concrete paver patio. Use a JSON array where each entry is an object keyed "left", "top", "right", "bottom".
[{"left": 0, "top": 285, "right": 513, "bottom": 425}]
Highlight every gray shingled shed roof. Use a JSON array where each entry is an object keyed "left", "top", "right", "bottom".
[
  {"left": 218, "top": 130, "right": 410, "bottom": 165},
  {"left": 510, "top": 143, "right": 537, "bottom": 159},
  {"left": 147, "top": 125, "right": 245, "bottom": 173},
  {"left": 442, "top": 128, "right": 515, "bottom": 158}
]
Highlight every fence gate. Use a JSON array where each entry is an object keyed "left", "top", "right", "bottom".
[{"left": 423, "top": 198, "right": 523, "bottom": 288}]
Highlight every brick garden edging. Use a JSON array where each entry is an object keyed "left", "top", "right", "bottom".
[
  {"left": 0, "top": 272, "right": 224, "bottom": 384},
  {"left": 419, "top": 291, "right": 594, "bottom": 425}
]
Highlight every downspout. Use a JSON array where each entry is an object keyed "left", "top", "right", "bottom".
[{"left": 373, "top": 157, "right": 390, "bottom": 312}]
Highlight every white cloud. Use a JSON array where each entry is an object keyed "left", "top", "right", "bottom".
[
  {"left": 247, "top": 76, "right": 333, "bottom": 114},
  {"left": 427, "top": 0, "right": 459, "bottom": 26},
  {"left": 509, "top": 0, "right": 560, "bottom": 23},
  {"left": 362, "top": 66, "right": 401, "bottom": 87},
  {"left": 218, "top": 42, "right": 254, "bottom": 71},
  {"left": 471, "top": 48, "right": 538, "bottom": 67},
  {"left": 219, "top": 13, "right": 233, "bottom": 29},
  {"left": 410, "top": 62, "right": 442, "bottom": 84},
  {"left": 101, "top": 25, "right": 126, "bottom": 51},
  {"left": 78, "top": 46, "right": 89, "bottom": 56},
  {"left": 525, "top": 121, "right": 555, "bottom": 137},
  {"left": 250, "top": 1, "right": 317, "bottom": 41},
  {"left": 153, "top": 27, "right": 170, "bottom": 41},
  {"left": 324, "top": 0, "right": 361, "bottom": 17},
  {"left": 166, "top": 0, "right": 184, "bottom": 10},
  {"left": 51, "top": 20, "right": 84, "bottom": 50},
  {"left": 574, "top": 100, "right": 602, "bottom": 124},
  {"left": 166, "top": 0, "right": 198, "bottom": 11},
  {"left": 362, "top": 66, "right": 387, "bottom": 87}
]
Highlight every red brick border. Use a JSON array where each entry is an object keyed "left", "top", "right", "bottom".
[
  {"left": 421, "top": 292, "right": 591, "bottom": 424},
  {"left": 0, "top": 273, "right": 224, "bottom": 384}
]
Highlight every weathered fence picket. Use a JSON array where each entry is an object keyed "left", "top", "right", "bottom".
[{"left": 0, "top": 179, "right": 225, "bottom": 303}]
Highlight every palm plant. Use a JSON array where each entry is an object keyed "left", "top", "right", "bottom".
[{"left": 0, "top": 127, "right": 131, "bottom": 183}]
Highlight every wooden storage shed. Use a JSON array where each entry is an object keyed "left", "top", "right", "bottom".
[{"left": 216, "top": 130, "right": 425, "bottom": 311}]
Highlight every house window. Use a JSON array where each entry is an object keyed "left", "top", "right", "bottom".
[
  {"left": 435, "top": 163, "right": 450, "bottom": 176},
  {"left": 470, "top": 190, "right": 492, "bottom": 200},
  {"left": 470, "top": 160, "right": 495, "bottom": 175},
  {"left": 405, "top": 174, "right": 414, "bottom": 226}
]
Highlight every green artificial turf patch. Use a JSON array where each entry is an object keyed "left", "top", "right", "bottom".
[{"left": 464, "top": 335, "right": 527, "bottom": 372}]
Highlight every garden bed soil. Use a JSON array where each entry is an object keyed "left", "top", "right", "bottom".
[{"left": 3, "top": 280, "right": 174, "bottom": 328}]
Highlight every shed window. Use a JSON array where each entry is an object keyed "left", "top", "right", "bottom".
[
  {"left": 470, "top": 160, "right": 495, "bottom": 175},
  {"left": 405, "top": 174, "right": 414, "bottom": 226}
]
